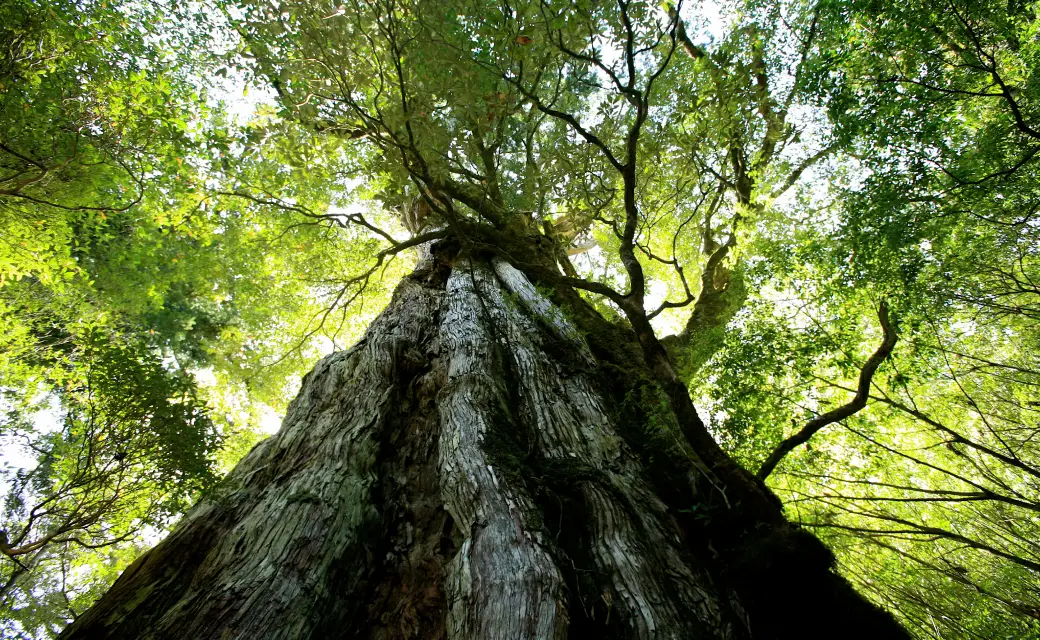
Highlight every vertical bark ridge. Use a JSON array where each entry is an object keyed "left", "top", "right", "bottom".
[
  {"left": 354, "top": 319, "right": 452, "bottom": 640},
  {"left": 486, "top": 258, "right": 738, "bottom": 639},
  {"left": 437, "top": 259, "right": 569, "bottom": 640}
]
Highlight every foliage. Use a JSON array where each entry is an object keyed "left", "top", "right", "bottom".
[
  {"left": 2, "top": 0, "right": 1039, "bottom": 637},
  {"left": 695, "top": 1, "right": 1040, "bottom": 635},
  {"left": 0, "top": 335, "right": 220, "bottom": 638}
]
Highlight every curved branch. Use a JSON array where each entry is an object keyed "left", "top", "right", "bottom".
[{"left": 757, "top": 300, "right": 898, "bottom": 480}]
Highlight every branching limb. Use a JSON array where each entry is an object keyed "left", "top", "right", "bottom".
[{"left": 0, "top": 532, "right": 30, "bottom": 572}]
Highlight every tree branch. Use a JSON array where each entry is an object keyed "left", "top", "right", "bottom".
[{"left": 757, "top": 300, "right": 898, "bottom": 480}]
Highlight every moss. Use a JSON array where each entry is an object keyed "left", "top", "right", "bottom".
[
  {"left": 524, "top": 278, "right": 712, "bottom": 515},
  {"left": 536, "top": 457, "right": 602, "bottom": 486},
  {"left": 666, "top": 268, "right": 748, "bottom": 380},
  {"left": 603, "top": 370, "right": 700, "bottom": 481},
  {"left": 103, "top": 582, "right": 156, "bottom": 626},
  {"left": 479, "top": 421, "right": 530, "bottom": 482}
]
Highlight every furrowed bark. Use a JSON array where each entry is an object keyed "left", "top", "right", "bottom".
[
  {"left": 62, "top": 270, "right": 444, "bottom": 639},
  {"left": 486, "top": 257, "right": 736, "bottom": 638},
  {"left": 63, "top": 242, "right": 908, "bottom": 640},
  {"left": 437, "top": 259, "right": 568, "bottom": 639}
]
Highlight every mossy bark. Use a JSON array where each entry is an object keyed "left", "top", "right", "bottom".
[{"left": 60, "top": 240, "right": 907, "bottom": 640}]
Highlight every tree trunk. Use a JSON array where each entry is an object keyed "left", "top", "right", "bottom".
[{"left": 60, "top": 241, "right": 908, "bottom": 640}]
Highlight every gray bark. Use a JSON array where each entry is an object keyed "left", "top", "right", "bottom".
[{"left": 60, "top": 247, "right": 906, "bottom": 640}]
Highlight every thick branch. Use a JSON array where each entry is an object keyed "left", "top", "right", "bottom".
[{"left": 668, "top": 4, "right": 706, "bottom": 60}]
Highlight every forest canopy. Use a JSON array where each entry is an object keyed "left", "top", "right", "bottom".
[{"left": 1, "top": 0, "right": 1038, "bottom": 638}]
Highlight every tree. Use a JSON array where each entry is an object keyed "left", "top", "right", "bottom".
[
  {"left": 0, "top": 0, "right": 1029, "bottom": 637},
  {"left": 54, "top": 0, "right": 917, "bottom": 637}
]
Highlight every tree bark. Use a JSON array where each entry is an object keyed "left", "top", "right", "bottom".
[{"left": 61, "top": 241, "right": 908, "bottom": 640}]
